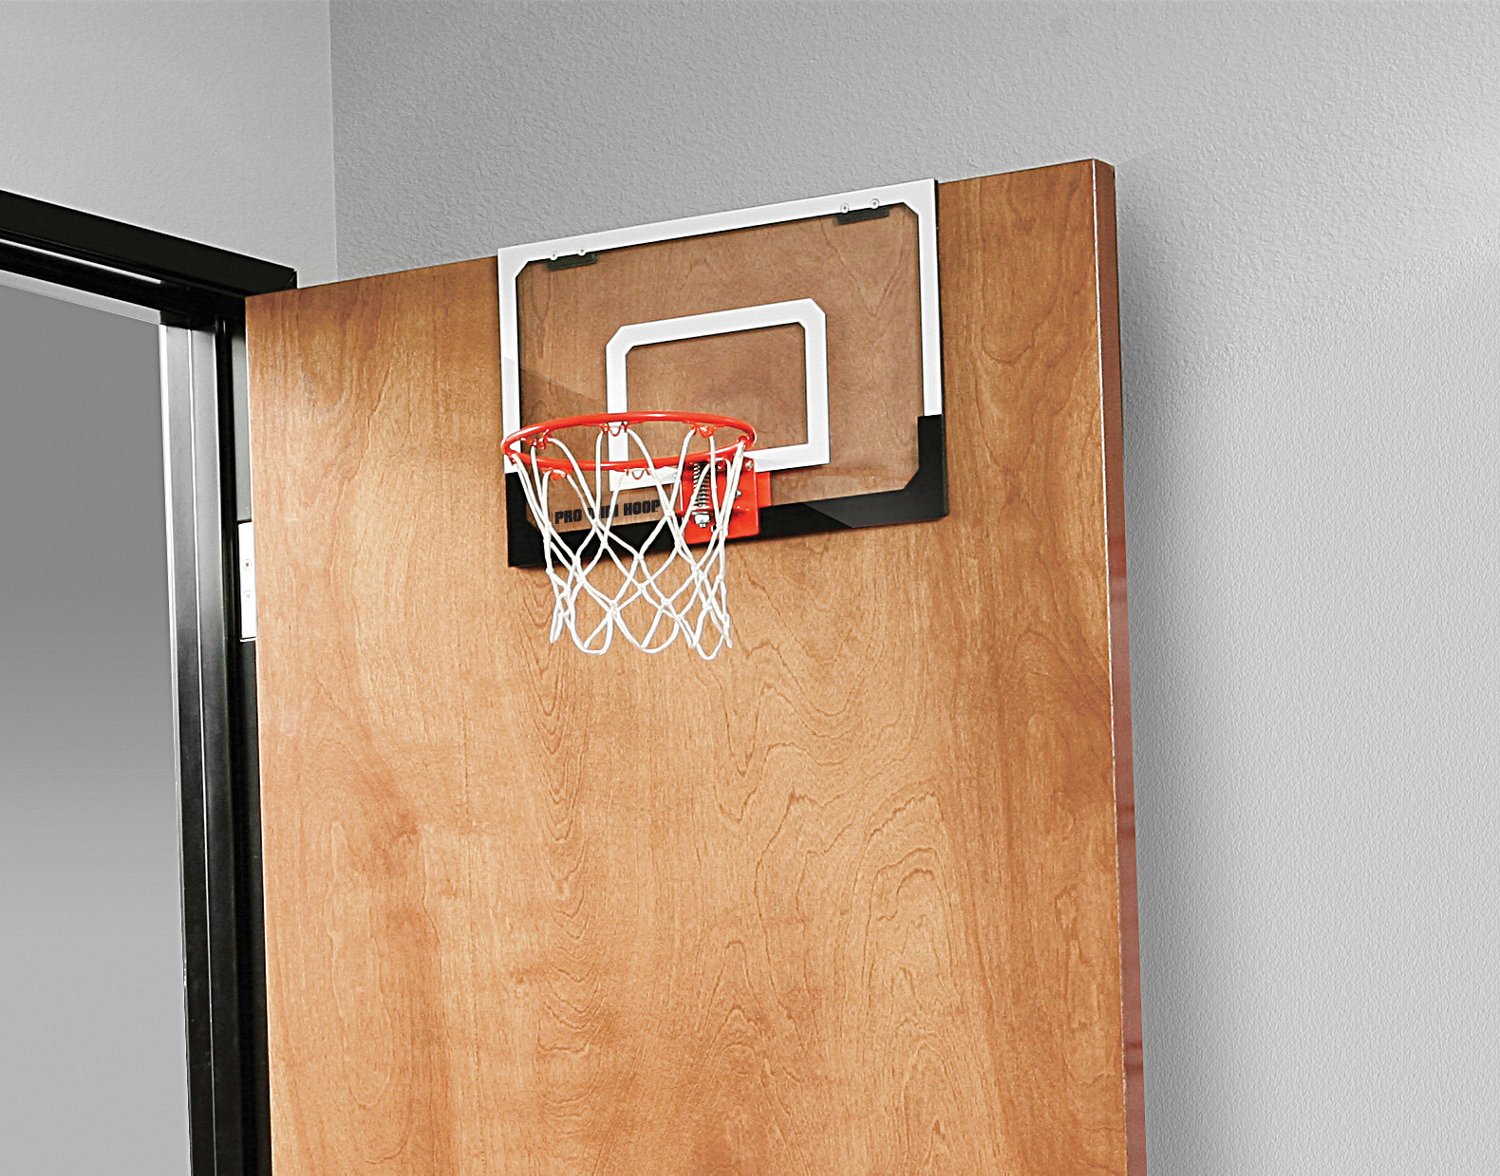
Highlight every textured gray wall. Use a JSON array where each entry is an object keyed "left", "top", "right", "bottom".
[
  {"left": 0, "top": 0, "right": 338, "bottom": 283},
  {"left": 327, "top": 4, "right": 1500, "bottom": 1170}
]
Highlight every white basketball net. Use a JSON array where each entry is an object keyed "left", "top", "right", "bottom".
[{"left": 507, "top": 419, "right": 750, "bottom": 658}]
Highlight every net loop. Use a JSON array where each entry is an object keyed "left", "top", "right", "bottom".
[{"left": 502, "top": 412, "right": 755, "bottom": 659}]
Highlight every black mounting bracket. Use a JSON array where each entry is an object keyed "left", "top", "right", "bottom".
[
  {"left": 835, "top": 205, "right": 891, "bottom": 225},
  {"left": 506, "top": 413, "right": 948, "bottom": 568},
  {"left": 546, "top": 251, "right": 598, "bottom": 271}
]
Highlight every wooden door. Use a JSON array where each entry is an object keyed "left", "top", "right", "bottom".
[{"left": 246, "top": 160, "right": 1143, "bottom": 1173}]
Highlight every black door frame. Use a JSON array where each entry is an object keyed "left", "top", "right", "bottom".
[{"left": 0, "top": 189, "right": 290, "bottom": 1175}]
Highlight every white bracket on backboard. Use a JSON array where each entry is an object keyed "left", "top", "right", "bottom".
[
  {"left": 497, "top": 178, "right": 942, "bottom": 473},
  {"left": 604, "top": 299, "right": 829, "bottom": 487}
]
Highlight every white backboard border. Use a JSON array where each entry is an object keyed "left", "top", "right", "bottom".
[
  {"left": 497, "top": 178, "right": 943, "bottom": 471},
  {"left": 603, "top": 298, "right": 829, "bottom": 489}
]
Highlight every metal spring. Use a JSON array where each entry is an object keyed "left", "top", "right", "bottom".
[{"left": 689, "top": 465, "right": 715, "bottom": 523}]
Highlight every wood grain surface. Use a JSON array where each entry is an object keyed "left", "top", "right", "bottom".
[
  {"left": 516, "top": 203, "right": 923, "bottom": 504},
  {"left": 247, "top": 160, "right": 1142, "bottom": 1174}
]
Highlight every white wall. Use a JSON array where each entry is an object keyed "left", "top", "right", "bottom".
[
  {"left": 327, "top": 4, "right": 1500, "bottom": 1172},
  {"left": 0, "top": 1, "right": 337, "bottom": 284}
]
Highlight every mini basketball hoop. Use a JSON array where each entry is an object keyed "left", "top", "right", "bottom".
[{"left": 502, "top": 412, "right": 763, "bottom": 658}]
